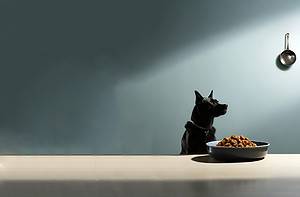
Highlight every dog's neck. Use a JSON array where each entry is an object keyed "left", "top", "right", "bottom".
[
  {"left": 191, "top": 107, "right": 214, "bottom": 130},
  {"left": 192, "top": 117, "right": 214, "bottom": 130}
]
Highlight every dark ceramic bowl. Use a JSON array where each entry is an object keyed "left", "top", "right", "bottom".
[{"left": 206, "top": 140, "right": 270, "bottom": 161}]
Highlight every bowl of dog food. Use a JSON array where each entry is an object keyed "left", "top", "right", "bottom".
[{"left": 206, "top": 135, "right": 270, "bottom": 161}]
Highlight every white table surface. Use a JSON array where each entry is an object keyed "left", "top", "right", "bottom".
[{"left": 0, "top": 154, "right": 299, "bottom": 197}]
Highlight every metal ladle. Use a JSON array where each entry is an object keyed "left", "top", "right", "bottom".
[{"left": 280, "top": 33, "right": 296, "bottom": 66}]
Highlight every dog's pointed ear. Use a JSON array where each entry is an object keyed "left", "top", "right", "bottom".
[
  {"left": 208, "top": 90, "right": 213, "bottom": 98},
  {"left": 195, "top": 90, "right": 203, "bottom": 104}
]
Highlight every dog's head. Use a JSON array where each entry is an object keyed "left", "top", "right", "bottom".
[{"left": 192, "top": 90, "right": 228, "bottom": 123}]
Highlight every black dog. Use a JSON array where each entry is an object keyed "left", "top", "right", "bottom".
[{"left": 180, "top": 90, "right": 228, "bottom": 154}]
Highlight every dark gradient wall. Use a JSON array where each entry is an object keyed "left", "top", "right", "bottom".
[{"left": 1, "top": 0, "right": 300, "bottom": 154}]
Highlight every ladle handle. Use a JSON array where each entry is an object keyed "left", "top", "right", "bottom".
[{"left": 285, "top": 33, "right": 290, "bottom": 50}]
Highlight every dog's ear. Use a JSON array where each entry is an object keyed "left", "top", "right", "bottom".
[
  {"left": 195, "top": 90, "right": 203, "bottom": 104},
  {"left": 208, "top": 90, "right": 213, "bottom": 99}
]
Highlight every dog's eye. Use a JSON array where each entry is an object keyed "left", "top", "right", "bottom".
[
  {"left": 212, "top": 99, "right": 219, "bottom": 104},
  {"left": 202, "top": 100, "right": 213, "bottom": 107},
  {"left": 208, "top": 102, "right": 214, "bottom": 107}
]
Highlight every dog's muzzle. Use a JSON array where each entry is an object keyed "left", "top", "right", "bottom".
[{"left": 214, "top": 104, "right": 228, "bottom": 116}]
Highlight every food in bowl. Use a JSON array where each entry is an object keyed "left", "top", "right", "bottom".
[{"left": 217, "top": 135, "right": 257, "bottom": 148}]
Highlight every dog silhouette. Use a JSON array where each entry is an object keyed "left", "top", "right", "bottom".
[{"left": 180, "top": 90, "right": 228, "bottom": 154}]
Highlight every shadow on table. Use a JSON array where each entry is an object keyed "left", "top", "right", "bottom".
[{"left": 191, "top": 155, "right": 264, "bottom": 163}]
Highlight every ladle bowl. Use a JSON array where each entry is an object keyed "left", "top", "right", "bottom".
[{"left": 280, "top": 33, "right": 296, "bottom": 66}]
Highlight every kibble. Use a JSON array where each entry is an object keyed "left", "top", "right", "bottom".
[{"left": 217, "top": 135, "right": 257, "bottom": 148}]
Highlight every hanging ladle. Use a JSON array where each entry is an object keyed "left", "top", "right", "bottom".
[{"left": 280, "top": 33, "right": 296, "bottom": 66}]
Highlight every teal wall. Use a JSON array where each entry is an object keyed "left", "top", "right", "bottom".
[{"left": 1, "top": 0, "right": 300, "bottom": 154}]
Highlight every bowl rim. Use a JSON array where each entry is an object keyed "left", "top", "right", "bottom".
[{"left": 206, "top": 140, "right": 270, "bottom": 149}]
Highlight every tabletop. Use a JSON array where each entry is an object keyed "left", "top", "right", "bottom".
[{"left": 0, "top": 154, "right": 299, "bottom": 197}]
